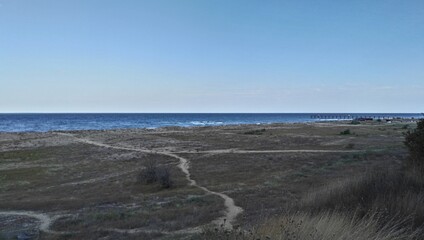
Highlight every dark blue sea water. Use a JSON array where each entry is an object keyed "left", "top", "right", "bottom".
[{"left": 0, "top": 113, "right": 422, "bottom": 132}]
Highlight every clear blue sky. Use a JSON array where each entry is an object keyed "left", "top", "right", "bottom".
[{"left": 1, "top": 0, "right": 423, "bottom": 113}]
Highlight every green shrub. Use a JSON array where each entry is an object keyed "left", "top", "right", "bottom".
[
  {"left": 345, "top": 143, "right": 355, "bottom": 149},
  {"left": 138, "top": 159, "right": 157, "bottom": 184},
  {"left": 404, "top": 119, "right": 424, "bottom": 169},
  {"left": 244, "top": 129, "right": 266, "bottom": 135},
  {"left": 138, "top": 159, "right": 173, "bottom": 188},
  {"left": 340, "top": 129, "right": 351, "bottom": 135},
  {"left": 156, "top": 166, "right": 173, "bottom": 188}
]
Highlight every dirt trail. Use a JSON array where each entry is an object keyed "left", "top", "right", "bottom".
[
  {"left": 55, "top": 133, "right": 359, "bottom": 230},
  {"left": 161, "top": 152, "right": 243, "bottom": 229},
  {"left": 106, "top": 225, "right": 201, "bottom": 235},
  {"left": 0, "top": 211, "right": 61, "bottom": 234},
  {"left": 0, "top": 133, "right": 363, "bottom": 235},
  {"left": 56, "top": 133, "right": 243, "bottom": 230},
  {"left": 175, "top": 149, "right": 362, "bottom": 154}
]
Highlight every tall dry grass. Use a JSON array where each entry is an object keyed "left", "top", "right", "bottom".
[
  {"left": 202, "top": 168, "right": 424, "bottom": 239},
  {"left": 202, "top": 120, "right": 424, "bottom": 239},
  {"left": 257, "top": 211, "right": 418, "bottom": 240},
  {"left": 301, "top": 168, "right": 424, "bottom": 229},
  {"left": 202, "top": 211, "right": 419, "bottom": 240}
]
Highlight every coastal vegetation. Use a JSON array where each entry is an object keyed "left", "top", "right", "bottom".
[
  {"left": 404, "top": 119, "right": 424, "bottom": 171},
  {"left": 0, "top": 119, "right": 422, "bottom": 239},
  {"left": 204, "top": 119, "right": 424, "bottom": 239},
  {"left": 339, "top": 129, "right": 351, "bottom": 135},
  {"left": 138, "top": 159, "right": 173, "bottom": 188}
]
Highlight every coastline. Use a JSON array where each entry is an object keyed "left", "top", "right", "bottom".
[
  {"left": 0, "top": 118, "right": 420, "bottom": 134},
  {"left": 0, "top": 119, "right": 415, "bottom": 239},
  {"left": 0, "top": 113, "right": 422, "bottom": 133}
]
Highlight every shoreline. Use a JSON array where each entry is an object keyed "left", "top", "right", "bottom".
[
  {"left": 0, "top": 117, "right": 420, "bottom": 134},
  {"left": 1, "top": 113, "right": 422, "bottom": 133}
]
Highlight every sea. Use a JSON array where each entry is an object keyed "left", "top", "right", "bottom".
[{"left": 0, "top": 113, "right": 422, "bottom": 132}]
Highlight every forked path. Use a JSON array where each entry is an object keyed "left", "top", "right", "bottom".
[
  {"left": 0, "top": 211, "right": 70, "bottom": 234},
  {"left": 57, "top": 134, "right": 361, "bottom": 229},
  {"left": 0, "top": 133, "right": 362, "bottom": 234},
  {"left": 0, "top": 211, "right": 52, "bottom": 232},
  {"left": 56, "top": 133, "right": 243, "bottom": 230}
]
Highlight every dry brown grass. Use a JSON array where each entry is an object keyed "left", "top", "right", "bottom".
[
  {"left": 0, "top": 121, "right": 418, "bottom": 239},
  {"left": 201, "top": 167, "right": 424, "bottom": 239},
  {"left": 301, "top": 168, "right": 424, "bottom": 229},
  {"left": 202, "top": 211, "right": 419, "bottom": 240},
  {"left": 186, "top": 151, "right": 404, "bottom": 226},
  {"left": 197, "top": 120, "right": 424, "bottom": 239}
]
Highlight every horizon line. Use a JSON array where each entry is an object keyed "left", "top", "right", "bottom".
[{"left": 0, "top": 112, "right": 422, "bottom": 114}]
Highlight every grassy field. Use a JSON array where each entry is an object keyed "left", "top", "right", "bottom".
[{"left": 0, "top": 120, "right": 421, "bottom": 239}]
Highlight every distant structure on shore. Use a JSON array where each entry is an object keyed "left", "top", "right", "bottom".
[{"left": 310, "top": 114, "right": 423, "bottom": 121}]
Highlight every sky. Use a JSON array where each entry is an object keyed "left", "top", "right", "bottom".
[{"left": 1, "top": 0, "right": 423, "bottom": 113}]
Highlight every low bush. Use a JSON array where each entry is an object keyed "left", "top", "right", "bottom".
[
  {"left": 138, "top": 159, "right": 173, "bottom": 188},
  {"left": 156, "top": 166, "right": 173, "bottom": 188},
  {"left": 138, "top": 159, "right": 158, "bottom": 184},
  {"left": 404, "top": 119, "right": 424, "bottom": 170},
  {"left": 345, "top": 143, "right": 355, "bottom": 149},
  {"left": 340, "top": 129, "right": 351, "bottom": 135},
  {"left": 244, "top": 129, "right": 266, "bottom": 135}
]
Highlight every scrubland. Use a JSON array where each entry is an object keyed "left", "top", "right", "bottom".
[{"left": 0, "top": 120, "right": 422, "bottom": 239}]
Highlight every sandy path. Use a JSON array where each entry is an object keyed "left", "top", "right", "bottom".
[
  {"left": 0, "top": 133, "right": 364, "bottom": 235},
  {"left": 161, "top": 152, "right": 243, "bottom": 229},
  {"left": 55, "top": 133, "right": 359, "bottom": 230},
  {"left": 105, "top": 225, "right": 201, "bottom": 235},
  {"left": 56, "top": 133, "right": 243, "bottom": 230},
  {"left": 175, "top": 149, "right": 362, "bottom": 154},
  {"left": 0, "top": 211, "right": 51, "bottom": 232},
  {"left": 0, "top": 211, "right": 66, "bottom": 234}
]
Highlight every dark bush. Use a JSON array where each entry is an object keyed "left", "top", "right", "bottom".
[
  {"left": 345, "top": 143, "right": 355, "bottom": 149},
  {"left": 340, "top": 129, "right": 351, "bottom": 135},
  {"left": 244, "top": 129, "right": 266, "bottom": 135},
  {"left": 156, "top": 166, "right": 173, "bottom": 188},
  {"left": 404, "top": 119, "right": 424, "bottom": 169},
  {"left": 138, "top": 159, "right": 173, "bottom": 188},
  {"left": 138, "top": 159, "right": 158, "bottom": 184}
]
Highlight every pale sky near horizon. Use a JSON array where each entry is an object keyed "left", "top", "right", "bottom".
[{"left": 1, "top": 0, "right": 423, "bottom": 113}]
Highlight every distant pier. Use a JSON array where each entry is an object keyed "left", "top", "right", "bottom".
[{"left": 310, "top": 114, "right": 419, "bottom": 120}]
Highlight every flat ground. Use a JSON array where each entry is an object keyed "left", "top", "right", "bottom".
[{"left": 0, "top": 121, "right": 414, "bottom": 239}]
